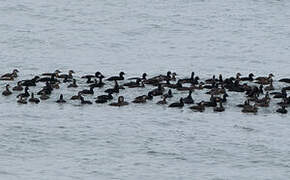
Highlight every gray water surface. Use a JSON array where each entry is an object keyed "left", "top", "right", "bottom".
[{"left": 1, "top": 0, "right": 290, "bottom": 179}]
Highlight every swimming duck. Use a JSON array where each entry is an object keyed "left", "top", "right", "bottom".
[
  {"left": 17, "top": 96, "right": 27, "bottom": 104},
  {"left": 183, "top": 90, "right": 194, "bottom": 104},
  {"left": 17, "top": 86, "right": 30, "bottom": 98},
  {"left": 240, "top": 73, "right": 254, "bottom": 81},
  {"left": 169, "top": 98, "right": 184, "bottom": 108},
  {"left": 163, "top": 89, "right": 173, "bottom": 99},
  {"left": 58, "top": 70, "right": 75, "bottom": 79},
  {"left": 189, "top": 101, "right": 205, "bottom": 112},
  {"left": 2, "top": 84, "right": 12, "bottom": 96},
  {"left": 1, "top": 69, "right": 19, "bottom": 78},
  {"left": 152, "top": 71, "right": 172, "bottom": 82},
  {"left": 28, "top": 93, "right": 40, "bottom": 104},
  {"left": 20, "top": 76, "right": 39, "bottom": 86},
  {"left": 273, "top": 89, "right": 287, "bottom": 99},
  {"left": 42, "top": 70, "right": 61, "bottom": 77},
  {"left": 132, "top": 95, "right": 147, "bottom": 103},
  {"left": 39, "top": 93, "right": 50, "bottom": 100},
  {"left": 67, "top": 79, "right": 78, "bottom": 88},
  {"left": 79, "top": 86, "right": 94, "bottom": 95},
  {"left": 80, "top": 96, "right": 92, "bottom": 104},
  {"left": 149, "top": 84, "right": 164, "bottom": 96},
  {"left": 179, "top": 72, "right": 195, "bottom": 84},
  {"left": 37, "top": 74, "right": 59, "bottom": 83},
  {"left": 255, "top": 73, "right": 274, "bottom": 85},
  {"left": 242, "top": 104, "right": 258, "bottom": 113},
  {"left": 205, "top": 75, "right": 217, "bottom": 84},
  {"left": 123, "top": 79, "right": 141, "bottom": 87},
  {"left": 213, "top": 101, "right": 225, "bottom": 112},
  {"left": 277, "top": 98, "right": 289, "bottom": 107},
  {"left": 276, "top": 106, "right": 288, "bottom": 114},
  {"left": 156, "top": 97, "right": 167, "bottom": 105},
  {"left": 128, "top": 73, "right": 147, "bottom": 81},
  {"left": 13, "top": 82, "right": 23, "bottom": 91},
  {"left": 56, "top": 94, "right": 66, "bottom": 103},
  {"left": 71, "top": 92, "right": 82, "bottom": 100},
  {"left": 264, "top": 79, "right": 274, "bottom": 91},
  {"left": 107, "top": 72, "right": 125, "bottom": 81},
  {"left": 236, "top": 100, "right": 250, "bottom": 108},
  {"left": 203, "top": 95, "right": 217, "bottom": 107},
  {"left": 95, "top": 93, "right": 113, "bottom": 104},
  {"left": 109, "top": 96, "right": 129, "bottom": 107},
  {"left": 96, "top": 92, "right": 114, "bottom": 101},
  {"left": 279, "top": 78, "right": 290, "bottom": 83},
  {"left": 215, "top": 93, "right": 229, "bottom": 103}
]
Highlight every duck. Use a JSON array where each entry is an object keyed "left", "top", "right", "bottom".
[
  {"left": 205, "top": 75, "right": 217, "bottom": 84},
  {"left": 71, "top": 92, "right": 82, "bottom": 100},
  {"left": 67, "top": 79, "right": 78, "bottom": 88},
  {"left": 28, "top": 93, "right": 40, "bottom": 104},
  {"left": 183, "top": 90, "right": 194, "bottom": 104},
  {"left": 189, "top": 101, "right": 205, "bottom": 112},
  {"left": 107, "top": 72, "right": 125, "bottom": 81},
  {"left": 20, "top": 76, "right": 39, "bottom": 86},
  {"left": 128, "top": 73, "right": 147, "bottom": 81},
  {"left": 215, "top": 93, "right": 229, "bottom": 103},
  {"left": 236, "top": 100, "right": 250, "bottom": 108},
  {"left": 37, "top": 74, "right": 59, "bottom": 83},
  {"left": 213, "top": 101, "right": 225, "bottom": 112},
  {"left": 79, "top": 86, "right": 94, "bottom": 95},
  {"left": 109, "top": 96, "right": 129, "bottom": 107},
  {"left": 58, "top": 70, "right": 75, "bottom": 79},
  {"left": 273, "top": 89, "right": 287, "bottom": 99},
  {"left": 276, "top": 106, "right": 288, "bottom": 114},
  {"left": 255, "top": 73, "right": 274, "bottom": 85},
  {"left": 279, "top": 78, "right": 290, "bottom": 83},
  {"left": 156, "top": 97, "right": 167, "bottom": 105},
  {"left": 56, "top": 94, "right": 67, "bottom": 103},
  {"left": 1, "top": 69, "right": 19, "bottom": 78},
  {"left": 42, "top": 70, "right": 61, "bottom": 77},
  {"left": 39, "top": 93, "right": 50, "bottom": 100},
  {"left": 17, "top": 96, "right": 27, "bottom": 104},
  {"left": 149, "top": 84, "right": 164, "bottom": 96},
  {"left": 152, "top": 71, "right": 172, "bottom": 81},
  {"left": 17, "top": 86, "right": 30, "bottom": 98},
  {"left": 163, "top": 89, "right": 173, "bottom": 99},
  {"left": 2, "top": 84, "right": 12, "bottom": 96},
  {"left": 240, "top": 73, "right": 255, "bottom": 81},
  {"left": 123, "top": 79, "right": 141, "bottom": 87},
  {"left": 63, "top": 77, "right": 72, "bottom": 83},
  {"left": 264, "top": 79, "right": 274, "bottom": 91},
  {"left": 132, "top": 95, "right": 147, "bottom": 103},
  {"left": 277, "top": 98, "right": 290, "bottom": 107},
  {"left": 80, "top": 96, "right": 92, "bottom": 104},
  {"left": 95, "top": 93, "right": 113, "bottom": 103},
  {"left": 12, "top": 82, "right": 23, "bottom": 91},
  {"left": 168, "top": 98, "right": 184, "bottom": 108},
  {"left": 179, "top": 72, "right": 195, "bottom": 84},
  {"left": 203, "top": 95, "right": 217, "bottom": 107},
  {"left": 242, "top": 104, "right": 258, "bottom": 113}
]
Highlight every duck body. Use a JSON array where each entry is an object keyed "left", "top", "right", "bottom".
[
  {"left": 276, "top": 106, "right": 288, "bottom": 114},
  {"left": 2, "top": 84, "right": 12, "bottom": 96},
  {"left": 183, "top": 90, "right": 194, "bottom": 104},
  {"left": 29, "top": 93, "right": 40, "bottom": 104},
  {"left": 109, "top": 96, "right": 129, "bottom": 107},
  {"left": 56, "top": 94, "right": 67, "bottom": 103},
  {"left": 190, "top": 102, "right": 205, "bottom": 112},
  {"left": 13, "top": 82, "right": 23, "bottom": 91},
  {"left": 169, "top": 98, "right": 184, "bottom": 108},
  {"left": 107, "top": 72, "right": 125, "bottom": 81}
]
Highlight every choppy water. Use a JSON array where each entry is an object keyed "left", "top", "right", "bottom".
[{"left": 1, "top": 0, "right": 290, "bottom": 179}]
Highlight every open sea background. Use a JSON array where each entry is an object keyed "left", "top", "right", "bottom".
[{"left": 1, "top": 0, "right": 290, "bottom": 179}]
